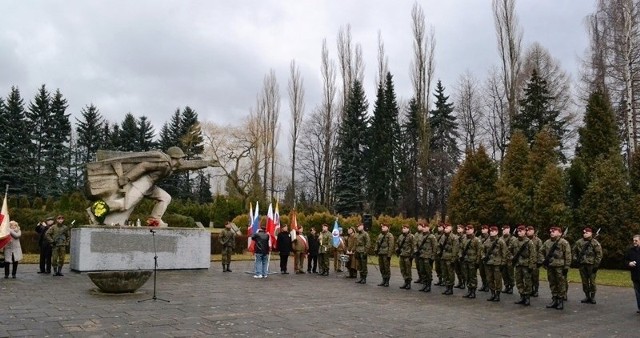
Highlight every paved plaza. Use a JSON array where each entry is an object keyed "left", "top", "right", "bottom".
[{"left": 1, "top": 260, "right": 638, "bottom": 337}]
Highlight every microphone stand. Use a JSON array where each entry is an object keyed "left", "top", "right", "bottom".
[{"left": 139, "top": 229, "right": 170, "bottom": 303}]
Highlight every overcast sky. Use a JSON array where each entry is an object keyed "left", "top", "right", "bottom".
[{"left": 1, "top": 0, "right": 595, "bottom": 141}]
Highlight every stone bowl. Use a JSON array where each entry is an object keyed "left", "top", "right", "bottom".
[{"left": 87, "top": 270, "right": 152, "bottom": 294}]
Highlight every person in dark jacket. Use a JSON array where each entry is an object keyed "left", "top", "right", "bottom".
[
  {"left": 307, "top": 227, "right": 319, "bottom": 273},
  {"left": 35, "top": 217, "right": 54, "bottom": 274},
  {"left": 624, "top": 234, "right": 640, "bottom": 314},
  {"left": 276, "top": 225, "right": 292, "bottom": 274},
  {"left": 251, "top": 225, "right": 271, "bottom": 278}
]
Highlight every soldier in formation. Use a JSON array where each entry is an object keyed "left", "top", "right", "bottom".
[
  {"left": 318, "top": 224, "right": 332, "bottom": 276},
  {"left": 501, "top": 225, "right": 517, "bottom": 294},
  {"left": 345, "top": 227, "right": 358, "bottom": 278},
  {"left": 396, "top": 224, "right": 415, "bottom": 289},
  {"left": 483, "top": 225, "right": 508, "bottom": 302},
  {"left": 478, "top": 225, "right": 490, "bottom": 292},
  {"left": 438, "top": 223, "right": 459, "bottom": 295},
  {"left": 434, "top": 223, "right": 445, "bottom": 286},
  {"left": 454, "top": 224, "right": 466, "bottom": 289},
  {"left": 526, "top": 225, "right": 543, "bottom": 297},
  {"left": 375, "top": 224, "right": 395, "bottom": 287},
  {"left": 512, "top": 225, "right": 536, "bottom": 306},
  {"left": 415, "top": 222, "right": 437, "bottom": 292},
  {"left": 44, "top": 215, "right": 71, "bottom": 277},
  {"left": 572, "top": 227, "right": 602, "bottom": 304},
  {"left": 460, "top": 224, "right": 482, "bottom": 299},
  {"left": 539, "top": 226, "right": 571, "bottom": 310}
]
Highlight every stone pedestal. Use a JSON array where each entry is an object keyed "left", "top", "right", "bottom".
[{"left": 70, "top": 226, "right": 210, "bottom": 272}]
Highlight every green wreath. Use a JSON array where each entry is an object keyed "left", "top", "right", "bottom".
[{"left": 91, "top": 200, "right": 110, "bottom": 224}]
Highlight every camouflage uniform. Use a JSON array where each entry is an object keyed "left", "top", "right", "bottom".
[
  {"left": 454, "top": 228, "right": 466, "bottom": 288},
  {"left": 355, "top": 228, "right": 370, "bottom": 283},
  {"left": 501, "top": 233, "right": 517, "bottom": 294},
  {"left": 413, "top": 230, "right": 425, "bottom": 284},
  {"left": 219, "top": 227, "right": 236, "bottom": 272},
  {"left": 434, "top": 228, "right": 444, "bottom": 285},
  {"left": 416, "top": 230, "right": 437, "bottom": 292},
  {"left": 539, "top": 235, "right": 571, "bottom": 309},
  {"left": 375, "top": 230, "right": 394, "bottom": 286},
  {"left": 396, "top": 231, "right": 415, "bottom": 289},
  {"left": 572, "top": 235, "right": 603, "bottom": 304},
  {"left": 318, "top": 229, "right": 332, "bottom": 276},
  {"left": 438, "top": 232, "right": 459, "bottom": 295},
  {"left": 528, "top": 233, "right": 543, "bottom": 297},
  {"left": 482, "top": 235, "right": 508, "bottom": 301},
  {"left": 513, "top": 236, "right": 536, "bottom": 305},
  {"left": 45, "top": 222, "right": 71, "bottom": 276},
  {"left": 478, "top": 232, "right": 490, "bottom": 291},
  {"left": 460, "top": 233, "right": 482, "bottom": 298}
]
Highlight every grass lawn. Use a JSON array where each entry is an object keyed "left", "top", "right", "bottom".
[{"left": 20, "top": 254, "right": 633, "bottom": 287}]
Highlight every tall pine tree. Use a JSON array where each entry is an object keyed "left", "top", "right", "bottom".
[
  {"left": 0, "top": 87, "right": 31, "bottom": 195},
  {"left": 334, "top": 79, "right": 368, "bottom": 215},
  {"left": 119, "top": 113, "right": 139, "bottom": 151},
  {"left": 398, "top": 97, "right": 422, "bottom": 218},
  {"left": 76, "top": 104, "right": 105, "bottom": 164}
]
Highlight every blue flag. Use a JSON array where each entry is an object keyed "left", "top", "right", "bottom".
[{"left": 332, "top": 218, "right": 341, "bottom": 248}]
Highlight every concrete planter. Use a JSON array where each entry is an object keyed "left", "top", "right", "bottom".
[{"left": 88, "top": 270, "right": 152, "bottom": 293}]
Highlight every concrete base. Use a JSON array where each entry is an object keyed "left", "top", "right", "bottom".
[{"left": 70, "top": 226, "right": 210, "bottom": 272}]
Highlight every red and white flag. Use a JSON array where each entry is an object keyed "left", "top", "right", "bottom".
[
  {"left": 0, "top": 191, "right": 12, "bottom": 250},
  {"left": 266, "top": 203, "right": 276, "bottom": 248}
]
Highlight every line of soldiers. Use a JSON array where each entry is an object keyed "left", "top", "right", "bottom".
[{"left": 349, "top": 222, "right": 603, "bottom": 311}]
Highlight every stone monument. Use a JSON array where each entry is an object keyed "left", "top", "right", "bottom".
[{"left": 84, "top": 147, "right": 216, "bottom": 226}]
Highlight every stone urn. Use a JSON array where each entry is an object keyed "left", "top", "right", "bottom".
[{"left": 88, "top": 270, "right": 152, "bottom": 294}]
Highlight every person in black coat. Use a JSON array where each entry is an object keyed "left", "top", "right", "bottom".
[
  {"left": 307, "top": 227, "right": 320, "bottom": 273},
  {"left": 624, "top": 234, "right": 640, "bottom": 314},
  {"left": 35, "top": 217, "right": 54, "bottom": 274},
  {"left": 276, "top": 225, "right": 292, "bottom": 274}
]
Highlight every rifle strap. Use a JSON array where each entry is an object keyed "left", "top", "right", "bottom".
[
  {"left": 398, "top": 235, "right": 408, "bottom": 252},
  {"left": 578, "top": 240, "right": 593, "bottom": 264},
  {"left": 512, "top": 238, "right": 529, "bottom": 264},
  {"left": 544, "top": 240, "right": 560, "bottom": 265},
  {"left": 461, "top": 237, "right": 473, "bottom": 260},
  {"left": 485, "top": 238, "right": 499, "bottom": 260}
]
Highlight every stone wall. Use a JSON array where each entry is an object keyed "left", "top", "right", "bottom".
[{"left": 70, "top": 226, "right": 210, "bottom": 271}]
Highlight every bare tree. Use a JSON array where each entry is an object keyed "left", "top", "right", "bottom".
[
  {"left": 483, "top": 67, "right": 510, "bottom": 161},
  {"left": 493, "top": 0, "right": 523, "bottom": 121},
  {"left": 337, "top": 25, "right": 365, "bottom": 118},
  {"left": 580, "top": 8, "right": 609, "bottom": 99},
  {"left": 320, "top": 39, "right": 338, "bottom": 206},
  {"left": 288, "top": 59, "right": 305, "bottom": 207},
  {"left": 258, "top": 70, "right": 281, "bottom": 201},
  {"left": 454, "top": 70, "right": 483, "bottom": 151},
  {"left": 376, "top": 31, "right": 389, "bottom": 87}
]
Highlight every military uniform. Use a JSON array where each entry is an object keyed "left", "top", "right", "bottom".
[
  {"left": 478, "top": 229, "right": 490, "bottom": 291},
  {"left": 318, "top": 228, "right": 332, "bottom": 276},
  {"left": 512, "top": 230, "right": 536, "bottom": 305},
  {"left": 292, "top": 231, "right": 308, "bottom": 274},
  {"left": 482, "top": 230, "right": 508, "bottom": 301},
  {"left": 539, "top": 227, "right": 571, "bottom": 310},
  {"left": 572, "top": 228, "right": 603, "bottom": 304},
  {"left": 332, "top": 234, "right": 346, "bottom": 272},
  {"left": 44, "top": 219, "right": 71, "bottom": 276},
  {"left": 460, "top": 229, "right": 482, "bottom": 298},
  {"left": 375, "top": 229, "right": 394, "bottom": 286},
  {"left": 413, "top": 230, "right": 425, "bottom": 284},
  {"left": 355, "top": 226, "right": 370, "bottom": 283},
  {"left": 437, "top": 228, "right": 459, "bottom": 295},
  {"left": 219, "top": 227, "right": 236, "bottom": 272},
  {"left": 454, "top": 226, "right": 466, "bottom": 289},
  {"left": 501, "top": 231, "right": 517, "bottom": 294},
  {"left": 346, "top": 231, "right": 358, "bottom": 278},
  {"left": 527, "top": 228, "right": 543, "bottom": 297},
  {"left": 434, "top": 227, "right": 444, "bottom": 285},
  {"left": 415, "top": 230, "right": 437, "bottom": 292},
  {"left": 396, "top": 229, "right": 415, "bottom": 289}
]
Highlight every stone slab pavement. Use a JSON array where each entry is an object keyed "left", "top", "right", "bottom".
[{"left": 0, "top": 260, "right": 638, "bottom": 337}]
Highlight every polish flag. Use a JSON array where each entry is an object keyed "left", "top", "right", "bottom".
[
  {"left": 0, "top": 191, "right": 12, "bottom": 250},
  {"left": 266, "top": 203, "right": 276, "bottom": 248}
]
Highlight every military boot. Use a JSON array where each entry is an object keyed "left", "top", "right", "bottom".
[
  {"left": 434, "top": 277, "right": 443, "bottom": 286},
  {"left": 515, "top": 294, "right": 526, "bottom": 305},
  {"left": 360, "top": 277, "right": 367, "bottom": 284},
  {"left": 400, "top": 280, "right": 409, "bottom": 289},
  {"left": 444, "top": 286, "right": 454, "bottom": 295},
  {"left": 383, "top": 278, "right": 389, "bottom": 287},
  {"left": 226, "top": 264, "right": 232, "bottom": 273},
  {"left": 222, "top": 264, "right": 227, "bottom": 272},
  {"left": 580, "top": 292, "right": 591, "bottom": 303},
  {"left": 405, "top": 280, "right": 411, "bottom": 290},
  {"left": 356, "top": 277, "right": 363, "bottom": 284},
  {"left": 377, "top": 279, "right": 386, "bottom": 286},
  {"left": 589, "top": 292, "right": 596, "bottom": 304},
  {"left": 455, "top": 280, "right": 465, "bottom": 289},
  {"left": 503, "top": 285, "right": 513, "bottom": 294},
  {"left": 531, "top": 285, "right": 539, "bottom": 297},
  {"left": 523, "top": 295, "right": 531, "bottom": 306},
  {"left": 468, "top": 288, "right": 476, "bottom": 299},
  {"left": 420, "top": 283, "right": 429, "bottom": 292},
  {"left": 487, "top": 290, "right": 496, "bottom": 301},
  {"left": 56, "top": 266, "right": 64, "bottom": 276},
  {"left": 492, "top": 291, "right": 501, "bottom": 302},
  {"left": 556, "top": 298, "right": 564, "bottom": 310},
  {"left": 462, "top": 288, "right": 472, "bottom": 298},
  {"left": 546, "top": 297, "right": 559, "bottom": 309}
]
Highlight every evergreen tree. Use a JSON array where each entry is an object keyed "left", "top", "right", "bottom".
[
  {"left": 579, "top": 153, "right": 635, "bottom": 268},
  {"left": 0, "top": 87, "right": 31, "bottom": 195},
  {"left": 108, "top": 123, "right": 122, "bottom": 151},
  {"left": 46, "top": 89, "right": 71, "bottom": 196},
  {"left": 398, "top": 97, "right": 421, "bottom": 218},
  {"left": 76, "top": 104, "right": 105, "bottom": 163},
  {"left": 531, "top": 163, "right": 570, "bottom": 234},
  {"left": 427, "top": 80, "right": 460, "bottom": 219},
  {"left": 26, "top": 85, "right": 51, "bottom": 197},
  {"left": 195, "top": 171, "right": 213, "bottom": 203},
  {"left": 494, "top": 131, "right": 530, "bottom": 225},
  {"left": 513, "top": 69, "right": 566, "bottom": 151},
  {"left": 334, "top": 79, "right": 368, "bottom": 216},
  {"left": 448, "top": 145, "right": 498, "bottom": 225},
  {"left": 366, "top": 73, "right": 402, "bottom": 215},
  {"left": 179, "top": 106, "right": 204, "bottom": 159},
  {"left": 119, "top": 113, "right": 139, "bottom": 151},
  {"left": 137, "top": 115, "right": 156, "bottom": 151}
]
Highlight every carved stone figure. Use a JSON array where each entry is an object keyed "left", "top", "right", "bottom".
[{"left": 85, "top": 147, "right": 216, "bottom": 226}]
